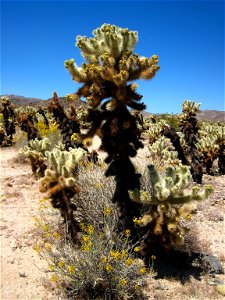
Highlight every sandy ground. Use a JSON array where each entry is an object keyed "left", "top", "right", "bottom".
[{"left": 0, "top": 145, "right": 224, "bottom": 300}]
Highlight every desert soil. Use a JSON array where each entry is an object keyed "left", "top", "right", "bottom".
[{"left": 0, "top": 145, "right": 225, "bottom": 300}]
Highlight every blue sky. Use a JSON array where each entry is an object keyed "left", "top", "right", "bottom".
[{"left": 1, "top": 1, "right": 224, "bottom": 113}]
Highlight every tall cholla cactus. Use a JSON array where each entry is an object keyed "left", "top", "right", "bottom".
[
  {"left": 196, "top": 136, "right": 219, "bottom": 174},
  {"left": 179, "top": 100, "right": 203, "bottom": 183},
  {"left": 39, "top": 148, "right": 86, "bottom": 241},
  {"left": 129, "top": 165, "right": 213, "bottom": 252},
  {"left": 19, "top": 138, "right": 51, "bottom": 177},
  {"left": 198, "top": 123, "right": 225, "bottom": 174},
  {"left": 65, "top": 24, "right": 160, "bottom": 230},
  {"left": 0, "top": 97, "right": 16, "bottom": 144}
]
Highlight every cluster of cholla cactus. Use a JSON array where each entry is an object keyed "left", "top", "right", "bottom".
[
  {"left": 0, "top": 97, "right": 16, "bottom": 145},
  {"left": 19, "top": 138, "right": 51, "bottom": 177},
  {"left": 65, "top": 23, "right": 160, "bottom": 230},
  {"left": 148, "top": 136, "right": 181, "bottom": 169},
  {"left": 48, "top": 92, "right": 82, "bottom": 150},
  {"left": 198, "top": 122, "right": 225, "bottom": 174},
  {"left": 39, "top": 147, "right": 86, "bottom": 241},
  {"left": 179, "top": 100, "right": 203, "bottom": 183},
  {"left": 129, "top": 165, "right": 213, "bottom": 254}
]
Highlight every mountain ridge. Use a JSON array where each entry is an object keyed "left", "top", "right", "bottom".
[{"left": 1, "top": 94, "right": 224, "bottom": 122}]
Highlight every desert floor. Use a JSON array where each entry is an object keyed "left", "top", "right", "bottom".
[{"left": 0, "top": 145, "right": 224, "bottom": 300}]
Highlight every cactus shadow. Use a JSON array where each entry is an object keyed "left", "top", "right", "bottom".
[{"left": 152, "top": 250, "right": 203, "bottom": 284}]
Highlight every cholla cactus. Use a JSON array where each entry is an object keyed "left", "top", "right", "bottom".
[
  {"left": 198, "top": 122, "right": 225, "bottom": 174},
  {"left": 144, "top": 120, "right": 166, "bottom": 144},
  {"left": 196, "top": 136, "right": 218, "bottom": 174},
  {"left": 179, "top": 100, "right": 203, "bottom": 183},
  {"left": 48, "top": 92, "right": 82, "bottom": 150},
  {"left": 20, "top": 138, "right": 51, "bottom": 177},
  {"left": 0, "top": 97, "right": 16, "bottom": 144},
  {"left": 129, "top": 164, "right": 213, "bottom": 250},
  {"left": 148, "top": 136, "right": 181, "bottom": 168},
  {"left": 39, "top": 148, "right": 86, "bottom": 241},
  {"left": 0, "top": 126, "right": 8, "bottom": 146},
  {"left": 65, "top": 24, "right": 160, "bottom": 231},
  {"left": 181, "top": 100, "right": 201, "bottom": 115}
]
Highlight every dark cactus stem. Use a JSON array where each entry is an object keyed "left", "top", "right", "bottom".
[
  {"left": 180, "top": 115, "right": 203, "bottom": 183},
  {"left": 161, "top": 125, "right": 189, "bottom": 166},
  {"left": 48, "top": 92, "right": 83, "bottom": 150},
  {"left": 17, "top": 113, "right": 40, "bottom": 141},
  {"left": 1, "top": 100, "right": 16, "bottom": 143},
  {"left": 98, "top": 105, "right": 143, "bottom": 233},
  {"left": 37, "top": 107, "right": 49, "bottom": 127},
  {"left": 218, "top": 143, "right": 225, "bottom": 174},
  {"left": 49, "top": 185, "right": 80, "bottom": 243}
]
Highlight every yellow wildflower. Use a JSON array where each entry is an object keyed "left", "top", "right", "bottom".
[
  {"left": 110, "top": 250, "right": 121, "bottom": 260},
  {"left": 101, "top": 256, "right": 107, "bottom": 263},
  {"left": 134, "top": 246, "right": 140, "bottom": 253},
  {"left": 103, "top": 207, "right": 112, "bottom": 216},
  {"left": 43, "top": 224, "right": 49, "bottom": 232},
  {"left": 49, "top": 264, "right": 55, "bottom": 271},
  {"left": 105, "top": 264, "right": 113, "bottom": 272},
  {"left": 125, "top": 258, "right": 133, "bottom": 266},
  {"left": 133, "top": 217, "right": 140, "bottom": 225},
  {"left": 58, "top": 261, "right": 65, "bottom": 268},
  {"left": 82, "top": 235, "right": 90, "bottom": 243},
  {"left": 139, "top": 267, "right": 146, "bottom": 275},
  {"left": 119, "top": 278, "right": 127, "bottom": 286},
  {"left": 68, "top": 265, "right": 76, "bottom": 274},
  {"left": 50, "top": 274, "right": 59, "bottom": 283},
  {"left": 151, "top": 255, "right": 156, "bottom": 260},
  {"left": 124, "top": 229, "right": 131, "bottom": 237},
  {"left": 120, "top": 249, "right": 128, "bottom": 259},
  {"left": 186, "top": 214, "right": 192, "bottom": 220},
  {"left": 53, "top": 232, "right": 61, "bottom": 239},
  {"left": 87, "top": 225, "right": 94, "bottom": 235},
  {"left": 33, "top": 245, "right": 41, "bottom": 253}
]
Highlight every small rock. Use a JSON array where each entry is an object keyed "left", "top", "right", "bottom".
[
  {"left": 7, "top": 183, "right": 13, "bottom": 187},
  {"left": 19, "top": 272, "right": 27, "bottom": 278},
  {"left": 217, "top": 284, "right": 225, "bottom": 296}
]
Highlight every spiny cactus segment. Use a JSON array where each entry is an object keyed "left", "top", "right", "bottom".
[
  {"left": 39, "top": 148, "right": 86, "bottom": 241},
  {"left": 129, "top": 164, "right": 213, "bottom": 250},
  {"left": 20, "top": 138, "right": 51, "bottom": 177},
  {"left": 148, "top": 136, "right": 181, "bottom": 168},
  {"left": 65, "top": 23, "right": 160, "bottom": 110}
]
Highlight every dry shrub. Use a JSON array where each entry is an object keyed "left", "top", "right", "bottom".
[{"left": 33, "top": 162, "right": 154, "bottom": 299}]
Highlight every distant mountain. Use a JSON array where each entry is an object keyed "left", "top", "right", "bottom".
[
  {"left": 0, "top": 94, "right": 86, "bottom": 110},
  {"left": 196, "top": 110, "right": 225, "bottom": 122},
  {"left": 1, "top": 94, "right": 224, "bottom": 122}
]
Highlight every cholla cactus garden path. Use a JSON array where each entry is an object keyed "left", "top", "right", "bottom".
[{"left": 0, "top": 145, "right": 225, "bottom": 299}]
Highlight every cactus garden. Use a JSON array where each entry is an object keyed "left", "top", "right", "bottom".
[{"left": 1, "top": 24, "right": 224, "bottom": 300}]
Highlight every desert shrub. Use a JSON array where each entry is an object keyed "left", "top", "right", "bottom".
[
  {"left": 33, "top": 162, "right": 153, "bottom": 299},
  {"left": 34, "top": 120, "right": 62, "bottom": 147}
]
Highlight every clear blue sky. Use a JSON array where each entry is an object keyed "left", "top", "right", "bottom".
[{"left": 1, "top": 0, "right": 224, "bottom": 113}]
